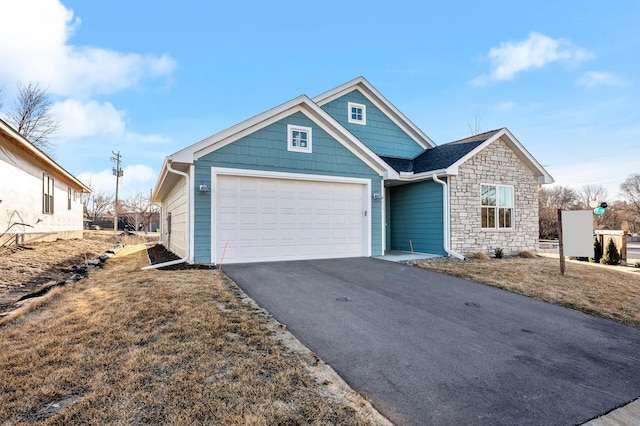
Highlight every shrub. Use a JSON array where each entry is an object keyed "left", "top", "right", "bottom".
[
  {"left": 516, "top": 251, "right": 536, "bottom": 259},
  {"left": 494, "top": 248, "right": 504, "bottom": 259},
  {"left": 590, "top": 237, "right": 603, "bottom": 263},
  {"left": 466, "top": 252, "right": 490, "bottom": 261},
  {"left": 600, "top": 238, "right": 620, "bottom": 265}
]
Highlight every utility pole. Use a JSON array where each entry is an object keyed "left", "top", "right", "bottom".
[{"left": 112, "top": 151, "right": 124, "bottom": 232}]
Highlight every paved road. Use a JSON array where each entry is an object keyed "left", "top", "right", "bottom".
[
  {"left": 541, "top": 241, "right": 640, "bottom": 260},
  {"left": 224, "top": 258, "right": 640, "bottom": 426}
]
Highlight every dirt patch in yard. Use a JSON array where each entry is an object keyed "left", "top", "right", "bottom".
[
  {"left": 146, "top": 244, "right": 217, "bottom": 270},
  {"left": 0, "top": 231, "right": 159, "bottom": 316},
  {"left": 417, "top": 256, "right": 640, "bottom": 328},
  {"left": 0, "top": 245, "right": 388, "bottom": 425}
]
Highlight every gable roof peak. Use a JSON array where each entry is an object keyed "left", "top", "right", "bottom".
[{"left": 313, "top": 77, "right": 436, "bottom": 149}]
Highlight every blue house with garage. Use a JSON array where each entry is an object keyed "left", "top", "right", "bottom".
[{"left": 152, "top": 77, "right": 553, "bottom": 265}]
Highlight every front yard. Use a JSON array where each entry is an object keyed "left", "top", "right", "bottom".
[
  {"left": 0, "top": 242, "right": 382, "bottom": 425},
  {"left": 2, "top": 234, "right": 639, "bottom": 424}
]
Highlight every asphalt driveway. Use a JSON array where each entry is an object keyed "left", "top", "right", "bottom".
[{"left": 223, "top": 258, "right": 640, "bottom": 425}]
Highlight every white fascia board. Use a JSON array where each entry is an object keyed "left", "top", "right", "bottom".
[
  {"left": 446, "top": 128, "right": 554, "bottom": 185},
  {"left": 397, "top": 168, "right": 451, "bottom": 183},
  {"left": 152, "top": 157, "right": 192, "bottom": 203},
  {"left": 171, "top": 95, "right": 310, "bottom": 164},
  {"left": 151, "top": 157, "right": 171, "bottom": 203},
  {"left": 299, "top": 101, "right": 399, "bottom": 179},
  {"left": 501, "top": 128, "right": 555, "bottom": 184},
  {"left": 313, "top": 76, "right": 436, "bottom": 149},
  {"left": 174, "top": 94, "right": 396, "bottom": 180},
  {"left": 0, "top": 119, "right": 91, "bottom": 193}
]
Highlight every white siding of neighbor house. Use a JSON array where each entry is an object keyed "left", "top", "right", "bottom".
[
  {"left": 160, "top": 175, "right": 187, "bottom": 258},
  {"left": 449, "top": 137, "right": 539, "bottom": 255},
  {"left": 0, "top": 138, "right": 84, "bottom": 245}
]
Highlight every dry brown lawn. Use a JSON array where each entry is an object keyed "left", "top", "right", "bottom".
[
  {"left": 0, "top": 245, "right": 382, "bottom": 425},
  {"left": 418, "top": 257, "right": 640, "bottom": 328}
]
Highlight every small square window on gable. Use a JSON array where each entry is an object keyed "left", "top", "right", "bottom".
[
  {"left": 287, "top": 124, "right": 312, "bottom": 153},
  {"left": 348, "top": 102, "right": 366, "bottom": 125}
]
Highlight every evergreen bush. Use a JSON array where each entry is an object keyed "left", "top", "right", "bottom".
[
  {"left": 590, "top": 237, "right": 603, "bottom": 263},
  {"left": 600, "top": 238, "right": 620, "bottom": 265}
]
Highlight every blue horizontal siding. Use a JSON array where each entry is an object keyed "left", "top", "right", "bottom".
[
  {"left": 192, "top": 111, "right": 383, "bottom": 263},
  {"left": 390, "top": 180, "right": 445, "bottom": 255},
  {"left": 321, "top": 89, "right": 425, "bottom": 158}
]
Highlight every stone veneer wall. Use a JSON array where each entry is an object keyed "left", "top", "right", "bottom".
[{"left": 449, "top": 137, "right": 539, "bottom": 255}]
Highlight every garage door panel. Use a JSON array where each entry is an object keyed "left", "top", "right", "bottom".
[{"left": 214, "top": 175, "right": 367, "bottom": 263}]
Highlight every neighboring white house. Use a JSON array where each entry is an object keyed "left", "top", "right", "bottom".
[{"left": 0, "top": 118, "right": 91, "bottom": 246}]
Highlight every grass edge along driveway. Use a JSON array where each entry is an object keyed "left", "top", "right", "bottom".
[
  {"left": 417, "top": 256, "right": 640, "bottom": 329},
  {"left": 0, "top": 245, "right": 389, "bottom": 425}
]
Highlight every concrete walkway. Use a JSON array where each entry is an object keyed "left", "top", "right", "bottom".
[{"left": 583, "top": 398, "right": 640, "bottom": 425}]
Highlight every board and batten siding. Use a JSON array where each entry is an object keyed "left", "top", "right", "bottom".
[
  {"left": 0, "top": 135, "right": 84, "bottom": 244},
  {"left": 193, "top": 111, "right": 384, "bottom": 264},
  {"left": 389, "top": 179, "right": 445, "bottom": 255},
  {"left": 160, "top": 175, "right": 188, "bottom": 258},
  {"left": 320, "top": 89, "right": 425, "bottom": 159}
]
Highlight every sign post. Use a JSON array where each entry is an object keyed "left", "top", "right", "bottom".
[{"left": 557, "top": 209, "right": 565, "bottom": 275}]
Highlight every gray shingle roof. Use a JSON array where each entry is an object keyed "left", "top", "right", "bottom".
[{"left": 381, "top": 128, "right": 503, "bottom": 174}]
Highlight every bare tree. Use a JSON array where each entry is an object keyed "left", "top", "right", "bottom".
[
  {"left": 468, "top": 109, "right": 482, "bottom": 136},
  {"left": 620, "top": 174, "right": 640, "bottom": 217},
  {"left": 83, "top": 189, "right": 114, "bottom": 226},
  {"left": 122, "top": 191, "right": 158, "bottom": 232},
  {"left": 538, "top": 186, "right": 579, "bottom": 239},
  {"left": 6, "top": 82, "right": 59, "bottom": 154},
  {"left": 575, "top": 184, "right": 608, "bottom": 209}
]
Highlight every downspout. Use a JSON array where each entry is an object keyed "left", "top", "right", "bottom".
[
  {"left": 142, "top": 160, "right": 190, "bottom": 270},
  {"left": 432, "top": 174, "right": 465, "bottom": 260}
]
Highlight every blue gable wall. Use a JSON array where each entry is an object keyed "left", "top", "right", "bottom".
[
  {"left": 389, "top": 179, "right": 445, "bottom": 255},
  {"left": 192, "top": 111, "right": 383, "bottom": 263},
  {"left": 321, "top": 89, "right": 425, "bottom": 159}
]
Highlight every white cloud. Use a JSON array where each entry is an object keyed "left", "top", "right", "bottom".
[
  {"left": 494, "top": 101, "right": 517, "bottom": 112},
  {"left": 51, "top": 99, "right": 125, "bottom": 138},
  {"left": 78, "top": 164, "right": 157, "bottom": 196},
  {"left": 473, "top": 32, "right": 594, "bottom": 85},
  {"left": 0, "top": 0, "right": 176, "bottom": 98},
  {"left": 577, "top": 71, "right": 627, "bottom": 88}
]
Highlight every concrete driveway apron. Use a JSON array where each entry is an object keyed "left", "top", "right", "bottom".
[{"left": 223, "top": 257, "right": 640, "bottom": 426}]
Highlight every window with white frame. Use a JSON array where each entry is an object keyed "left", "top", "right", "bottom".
[
  {"left": 43, "top": 174, "right": 54, "bottom": 214},
  {"left": 348, "top": 102, "right": 366, "bottom": 125},
  {"left": 481, "top": 184, "right": 514, "bottom": 229},
  {"left": 68, "top": 187, "right": 72, "bottom": 210},
  {"left": 287, "top": 124, "right": 312, "bottom": 153}
]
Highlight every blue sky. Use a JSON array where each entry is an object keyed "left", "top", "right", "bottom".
[{"left": 1, "top": 0, "right": 638, "bottom": 201}]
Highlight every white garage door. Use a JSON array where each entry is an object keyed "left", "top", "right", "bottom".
[{"left": 214, "top": 174, "right": 368, "bottom": 264}]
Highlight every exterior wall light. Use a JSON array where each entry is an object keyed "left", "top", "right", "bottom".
[
  {"left": 199, "top": 182, "right": 210, "bottom": 193},
  {"left": 372, "top": 192, "right": 383, "bottom": 200}
]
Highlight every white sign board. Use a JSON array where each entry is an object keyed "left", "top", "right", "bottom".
[{"left": 561, "top": 210, "right": 593, "bottom": 257}]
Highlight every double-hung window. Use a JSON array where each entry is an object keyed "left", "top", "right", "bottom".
[
  {"left": 43, "top": 174, "right": 54, "bottom": 214},
  {"left": 287, "top": 124, "right": 312, "bottom": 153},
  {"left": 348, "top": 102, "right": 366, "bottom": 125},
  {"left": 481, "top": 184, "right": 514, "bottom": 229}
]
